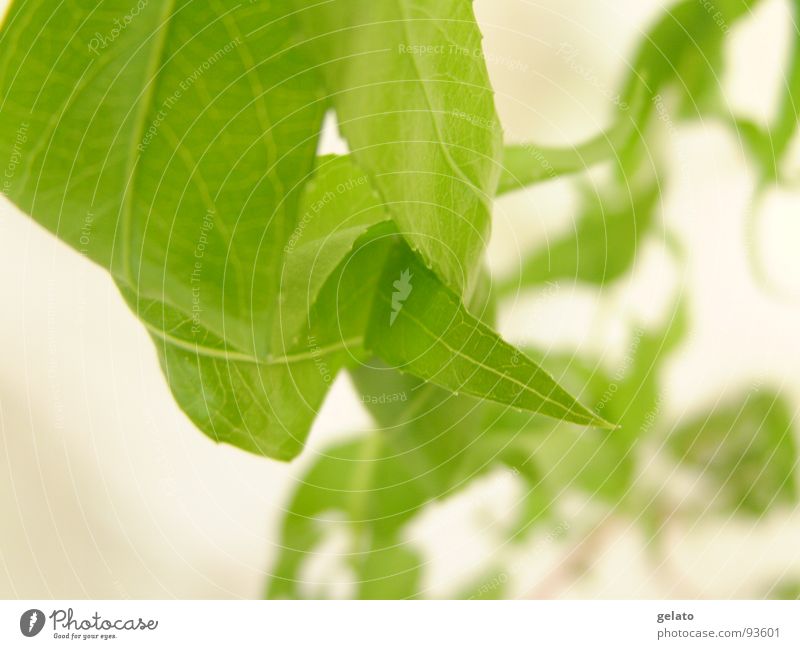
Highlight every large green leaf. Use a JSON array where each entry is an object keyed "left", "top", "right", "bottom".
[
  {"left": 119, "top": 228, "right": 396, "bottom": 460},
  {"left": 0, "top": 0, "right": 325, "bottom": 358},
  {"left": 303, "top": 0, "right": 503, "bottom": 296}
]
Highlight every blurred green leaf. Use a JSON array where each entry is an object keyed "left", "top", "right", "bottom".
[
  {"left": 529, "top": 304, "right": 688, "bottom": 503},
  {"left": 497, "top": 83, "right": 649, "bottom": 195},
  {"left": 498, "top": 121, "right": 633, "bottom": 196},
  {"left": 499, "top": 181, "right": 660, "bottom": 296},
  {"left": 620, "top": 0, "right": 758, "bottom": 164},
  {"left": 668, "top": 390, "right": 798, "bottom": 515},
  {"left": 267, "top": 374, "right": 553, "bottom": 598},
  {"left": 731, "top": 0, "right": 800, "bottom": 183}
]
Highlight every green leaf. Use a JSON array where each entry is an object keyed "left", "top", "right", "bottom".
[
  {"left": 498, "top": 181, "right": 659, "bottom": 295},
  {"left": 497, "top": 84, "right": 648, "bottom": 196},
  {"left": 771, "top": 0, "right": 800, "bottom": 173},
  {"left": 303, "top": 0, "right": 503, "bottom": 296},
  {"left": 118, "top": 226, "right": 396, "bottom": 460},
  {"left": 619, "top": 0, "right": 758, "bottom": 161},
  {"left": 276, "top": 156, "right": 389, "bottom": 348},
  {"left": 266, "top": 427, "right": 443, "bottom": 599},
  {"left": 280, "top": 204, "right": 603, "bottom": 430},
  {"left": 268, "top": 370, "right": 552, "bottom": 598},
  {"left": 667, "top": 390, "right": 798, "bottom": 515},
  {"left": 499, "top": 130, "right": 624, "bottom": 196},
  {"left": 524, "top": 304, "right": 688, "bottom": 503},
  {"left": 731, "top": 0, "right": 800, "bottom": 183},
  {"left": 0, "top": 1, "right": 324, "bottom": 358},
  {"left": 364, "top": 239, "right": 612, "bottom": 428}
]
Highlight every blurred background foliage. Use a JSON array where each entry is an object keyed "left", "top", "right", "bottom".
[{"left": 265, "top": 0, "right": 800, "bottom": 599}]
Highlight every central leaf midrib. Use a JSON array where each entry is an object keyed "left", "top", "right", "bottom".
[
  {"left": 144, "top": 318, "right": 362, "bottom": 367},
  {"left": 119, "top": 0, "right": 179, "bottom": 285},
  {"left": 375, "top": 291, "right": 598, "bottom": 424}
]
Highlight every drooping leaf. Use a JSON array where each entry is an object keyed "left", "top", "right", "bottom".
[
  {"left": 274, "top": 201, "right": 603, "bottom": 431},
  {"left": 0, "top": 1, "right": 326, "bottom": 357},
  {"left": 302, "top": 0, "right": 503, "bottom": 296},
  {"left": 119, "top": 226, "right": 396, "bottom": 460}
]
